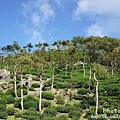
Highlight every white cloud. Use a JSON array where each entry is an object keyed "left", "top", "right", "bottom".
[
  {"left": 29, "top": 30, "right": 45, "bottom": 45},
  {"left": 87, "top": 24, "right": 104, "bottom": 37},
  {"left": 40, "top": 3, "right": 55, "bottom": 21},
  {"left": 21, "top": 0, "right": 55, "bottom": 44},
  {"left": 31, "top": 12, "right": 40, "bottom": 25},
  {"left": 73, "top": 0, "right": 120, "bottom": 37}
]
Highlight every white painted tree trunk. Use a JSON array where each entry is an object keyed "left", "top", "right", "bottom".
[
  {"left": 83, "top": 63, "right": 86, "bottom": 76},
  {"left": 94, "top": 72, "right": 98, "bottom": 116},
  {"left": 14, "top": 72, "right": 18, "bottom": 98},
  {"left": 89, "top": 64, "right": 92, "bottom": 90},
  {"left": 21, "top": 74, "right": 24, "bottom": 111},
  {"left": 111, "top": 62, "right": 114, "bottom": 76},
  {"left": 51, "top": 73, "right": 54, "bottom": 93},
  {"left": 39, "top": 73, "right": 42, "bottom": 112},
  {"left": 65, "top": 64, "right": 68, "bottom": 77},
  {"left": 28, "top": 74, "right": 32, "bottom": 89}
]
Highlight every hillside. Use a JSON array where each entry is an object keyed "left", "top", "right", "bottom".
[{"left": 0, "top": 36, "right": 120, "bottom": 120}]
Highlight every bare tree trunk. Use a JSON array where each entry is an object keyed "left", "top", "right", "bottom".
[
  {"left": 51, "top": 73, "right": 54, "bottom": 93},
  {"left": 21, "top": 74, "right": 24, "bottom": 111},
  {"left": 83, "top": 63, "right": 86, "bottom": 76},
  {"left": 14, "top": 72, "right": 18, "bottom": 98},
  {"left": 39, "top": 72, "right": 42, "bottom": 112},
  {"left": 28, "top": 74, "right": 32, "bottom": 89},
  {"left": 111, "top": 62, "right": 114, "bottom": 76},
  {"left": 89, "top": 64, "right": 92, "bottom": 90},
  {"left": 14, "top": 65, "right": 18, "bottom": 98},
  {"left": 94, "top": 72, "right": 98, "bottom": 116},
  {"left": 65, "top": 64, "right": 68, "bottom": 77}
]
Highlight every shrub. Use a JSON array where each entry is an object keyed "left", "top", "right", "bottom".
[
  {"left": 42, "top": 92, "right": 54, "bottom": 100},
  {"left": 14, "top": 98, "right": 21, "bottom": 108},
  {"left": 29, "top": 87, "right": 35, "bottom": 91},
  {"left": 54, "top": 82, "right": 69, "bottom": 89},
  {"left": 32, "top": 83, "right": 39, "bottom": 88},
  {"left": 56, "top": 97, "right": 65, "bottom": 105},
  {"left": 3, "top": 95, "right": 15, "bottom": 104},
  {"left": 23, "top": 108, "right": 40, "bottom": 120},
  {"left": 42, "top": 107, "right": 57, "bottom": 117},
  {"left": 87, "top": 97, "right": 96, "bottom": 106},
  {"left": 77, "top": 88, "right": 90, "bottom": 95},
  {"left": 44, "top": 80, "right": 52, "bottom": 87},
  {"left": 56, "top": 105, "right": 66, "bottom": 113},
  {"left": 15, "top": 112, "right": 23, "bottom": 118},
  {"left": 85, "top": 109, "right": 95, "bottom": 119},
  {"left": 64, "top": 104, "right": 73, "bottom": 113},
  {"left": 42, "top": 100, "right": 51, "bottom": 108},
  {"left": 73, "top": 103, "right": 83, "bottom": 112},
  {"left": 0, "top": 104, "right": 7, "bottom": 119},
  {"left": 24, "top": 95, "right": 39, "bottom": 110},
  {"left": 68, "top": 110, "right": 81, "bottom": 119},
  {"left": 7, "top": 107, "right": 15, "bottom": 115},
  {"left": 74, "top": 94, "right": 87, "bottom": 100},
  {"left": 0, "top": 92, "right": 4, "bottom": 97},
  {"left": 17, "top": 87, "right": 28, "bottom": 97},
  {"left": 98, "top": 106, "right": 104, "bottom": 114},
  {"left": 80, "top": 100, "right": 89, "bottom": 109},
  {"left": 56, "top": 115, "right": 68, "bottom": 120},
  {"left": 6, "top": 88, "right": 15, "bottom": 96}
]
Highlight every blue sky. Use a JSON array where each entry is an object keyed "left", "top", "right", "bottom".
[{"left": 0, "top": 0, "right": 120, "bottom": 48}]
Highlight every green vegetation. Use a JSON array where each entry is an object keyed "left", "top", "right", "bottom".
[{"left": 0, "top": 36, "right": 120, "bottom": 119}]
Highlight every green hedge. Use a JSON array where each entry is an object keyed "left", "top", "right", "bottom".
[
  {"left": 42, "top": 92, "right": 54, "bottom": 100},
  {"left": 42, "top": 107, "right": 57, "bottom": 118},
  {"left": 77, "top": 88, "right": 90, "bottom": 95}
]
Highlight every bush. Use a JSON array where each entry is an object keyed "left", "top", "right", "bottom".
[
  {"left": 24, "top": 95, "right": 39, "bottom": 110},
  {"left": 0, "top": 92, "right": 4, "bottom": 97},
  {"left": 17, "top": 86, "right": 28, "bottom": 97},
  {"left": 56, "top": 115, "right": 68, "bottom": 120},
  {"left": 87, "top": 97, "right": 96, "bottom": 106},
  {"left": 85, "top": 109, "right": 95, "bottom": 119},
  {"left": 23, "top": 108, "right": 40, "bottom": 120},
  {"left": 32, "top": 83, "right": 39, "bottom": 88},
  {"left": 68, "top": 110, "right": 81, "bottom": 119},
  {"left": 64, "top": 104, "right": 73, "bottom": 113},
  {"left": 14, "top": 98, "right": 21, "bottom": 108},
  {"left": 15, "top": 112, "right": 23, "bottom": 118},
  {"left": 29, "top": 87, "right": 35, "bottom": 91},
  {"left": 44, "top": 80, "right": 52, "bottom": 87},
  {"left": 80, "top": 100, "right": 89, "bottom": 109},
  {"left": 56, "top": 106, "right": 66, "bottom": 113},
  {"left": 42, "top": 100, "right": 51, "bottom": 108},
  {"left": 42, "top": 107, "right": 57, "bottom": 117},
  {"left": 56, "top": 97, "right": 65, "bottom": 105},
  {"left": 42, "top": 92, "right": 54, "bottom": 100},
  {"left": 7, "top": 107, "right": 15, "bottom": 115},
  {"left": 6, "top": 88, "right": 15, "bottom": 96},
  {"left": 54, "top": 82, "right": 69, "bottom": 89},
  {"left": 74, "top": 94, "right": 87, "bottom": 100},
  {"left": 77, "top": 88, "right": 90, "bottom": 95},
  {"left": 0, "top": 104, "right": 7, "bottom": 119},
  {"left": 3, "top": 95, "right": 15, "bottom": 104}
]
